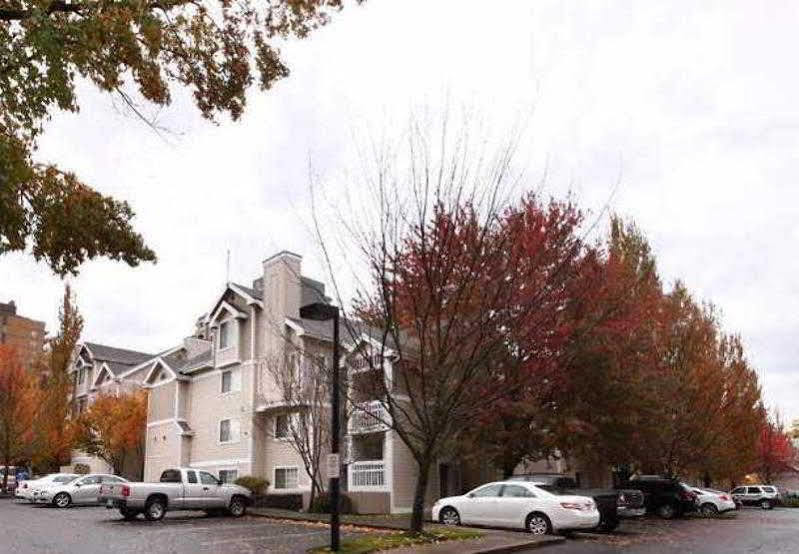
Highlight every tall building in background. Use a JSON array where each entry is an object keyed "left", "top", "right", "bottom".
[{"left": 0, "top": 300, "right": 46, "bottom": 368}]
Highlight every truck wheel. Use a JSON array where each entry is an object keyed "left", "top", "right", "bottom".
[
  {"left": 53, "top": 493, "right": 72, "bottom": 509},
  {"left": 120, "top": 508, "right": 139, "bottom": 521},
  {"left": 228, "top": 496, "right": 247, "bottom": 517},
  {"left": 656, "top": 503, "right": 676, "bottom": 519},
  {"left": 598, "top": 518, "right": 619, "bottom": 532},
  {"left": 760, "top": 499, "right": 773, "bottom": 510},
  {"left": 144, "top": 497, "right": 166, "bottom": 521}
]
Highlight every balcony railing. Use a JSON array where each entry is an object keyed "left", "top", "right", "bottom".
[
  {"left": 349, "top": 401, "right": 390, "bottom": 434},
  {"left": 349, "top": 461, "right": 386, "bottom": 488}
]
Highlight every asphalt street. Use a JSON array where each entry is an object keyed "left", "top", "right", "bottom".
[
  {"left": 3, "top": 499, "right": 360, "bottom": 554},
  {"left": 541, "top": 508, "right": 799, "bottom": 554}
]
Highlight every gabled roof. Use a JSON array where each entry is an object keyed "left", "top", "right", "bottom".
[{"left": 83, "top": 342, "right": 154, "bottom": 366}]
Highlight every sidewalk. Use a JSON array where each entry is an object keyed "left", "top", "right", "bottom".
[{"left": 249, "top": 508, "right": 564, "bottom": 552}]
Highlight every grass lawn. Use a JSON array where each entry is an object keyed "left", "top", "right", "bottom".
[{"left": 308, "top": 527, "right": 483, "bottom": 554}]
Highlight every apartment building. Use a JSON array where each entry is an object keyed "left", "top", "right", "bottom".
[
  {"left": 0, "top": 300, "right": 45, "bottom": 368},
  {"left": 129, "top": 251, "right": 447, "bottom": 513},
  {"left": 67, "top": 342, "right": 154, "bottom": 475}
]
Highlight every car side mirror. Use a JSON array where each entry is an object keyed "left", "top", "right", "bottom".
[
  {"left": 74, "top": 483, "right": 81, "bottom": 487},
  {"left": 467, "top": 493, "right": 475, "bottom": 499}
]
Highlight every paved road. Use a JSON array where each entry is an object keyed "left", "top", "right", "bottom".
[
  {"left": 539, "top": 508, "right": 799, "bottom": 553},
  {"left": 2, "top": 499, "right": 359, "bottom": 554}
]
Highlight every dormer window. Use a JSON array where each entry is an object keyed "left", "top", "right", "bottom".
[{"left": 219, "top": 321, "right": 230, "bottom": 349}]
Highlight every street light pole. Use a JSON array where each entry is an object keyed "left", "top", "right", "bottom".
[
  {"left": 330, "top": 307, "right": 341, "bottom": 551},
  {"left": 299, "top": 302, "right": 341, "bottom": 551}
]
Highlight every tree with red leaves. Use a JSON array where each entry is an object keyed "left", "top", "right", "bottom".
[{"left": 757, "top": 411, "right": 796, "bottom": 484}]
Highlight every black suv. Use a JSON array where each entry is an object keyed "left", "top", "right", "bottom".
[{"left": 619, "top": 477, "right": 697, "bottom": 519}]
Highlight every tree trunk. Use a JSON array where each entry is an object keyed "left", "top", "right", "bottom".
[
  {"left": 703, "top": 471, "right": 711, "bottom": 488},
  {"left": 410, "top": 456, "right": 432, "bottom": 534}
]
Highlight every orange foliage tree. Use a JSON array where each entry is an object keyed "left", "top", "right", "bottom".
[
  {"left": 74, "top": 391, "right": 147, "bottom": 479},
  {"left": 0, "top": 346, "right": 38, "bottom": 489}
]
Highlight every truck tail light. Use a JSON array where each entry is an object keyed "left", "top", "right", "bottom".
[
  {"left": 720, "top": 494, "right": 730, "bottom": 501},
  {"left": 121, "top": 485, "right": 130, "bottom": 497}
]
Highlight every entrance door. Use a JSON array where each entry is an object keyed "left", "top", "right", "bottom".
[{"left": 439, "top": 464, "right": 450, "bottom": 498}]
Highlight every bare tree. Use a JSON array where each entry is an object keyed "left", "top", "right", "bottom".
[{"left": 264, "top": 347, "right": 333, "bottom": 507}]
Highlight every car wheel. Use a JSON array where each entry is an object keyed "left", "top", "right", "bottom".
[
  {"left": 53, "top": 493, "right": 71, "bottom": 509},
  {"left": 656, "top": 503, "right": 677, "bottom": 519},
  {"left": 526, "top": 512, "right": 552, "bottom": 535},
  {"left": 597, "top": 518, "right": 619, "bottom": 532},
  {"left": 228, "top": 496, "right": 247, "bottom": 518},
  {"left": 439, "top": 507, "right": 460, "bottom": 526},
  {"left": 701, "top": 503, "right": 719, "bottom": 517},
  {"left": 119, "top": 508, "right": 139, "bottom": 521},
  {"left": 144, "top": 497, "right": 166, "bottom": 521},
  {"left": 760, "top": 499, "right": 773, "bottom": 510}
]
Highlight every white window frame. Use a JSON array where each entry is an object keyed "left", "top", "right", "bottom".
[
  {"left": 218, "top": 319, "right": 232, "bottom": 350},
  {"left": 221, "top": 370, "right": 232, "bottom": 394},
  {"left": 218, "top": 469, "right": 238, "bottom": 484},
  {"left": 273, "top": 466, "right": 300, "bottom": 490},
  {"left": 218, "top": 418, "right": 240, "bottom": 444}
]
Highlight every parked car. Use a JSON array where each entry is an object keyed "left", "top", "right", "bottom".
[
  {"left": 432, "top": 480, "right": 600, "bottom": 535},
  {"left": 15, "top": 474, "right": 78, "bottom": 503},
  {"left": 99, "top": 468, "right": 251, "bottom": 521},
  {"left": 730, "top": 485, "right": 780, "bottom": 510},
  {"left": 508, "top": 473, "right": 644, "bottom": 531},
  {"left": 688, "top": 486, "right": 736, "bottom": 515},
  {"left": 619, "top": 476, "right": 697, "bottom": 519},
  {"left": 1, "top": 466, "right": 18, "bottom": 494},
  {"left": 33, "top": 474, "right": 128, "bottom": 508}
]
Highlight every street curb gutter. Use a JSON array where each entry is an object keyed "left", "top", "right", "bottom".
[{"left": 472, "top": 536, "right": 566, "bottom": 553}]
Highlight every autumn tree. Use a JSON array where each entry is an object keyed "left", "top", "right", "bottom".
[
  {"left": 756, "top": 410, "right": 795, "bottom": 484},
  {"left": 262, "top": 348, "right": 333, "bottom": 507},
  {"left": 1, "top": 0, "right": 361, "bottom": 275},
  {"left": 555, "top": 217, "right": 663, "bottom": 479},
  {"left": 74, "top": 391, "right": 147, "bottom": 478},
  {"left": 29, "top": 284, "right": 84, "bottom": 471},
  {"left": 0, "top": 346, "right": 38, "bottom": 489},
  {"left": 318, "top": 119, "right": 592, "bottom": 533}
]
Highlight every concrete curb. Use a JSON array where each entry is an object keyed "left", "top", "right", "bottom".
[{"left": 469, "top": 536, "right": 566, "bottom": 553}]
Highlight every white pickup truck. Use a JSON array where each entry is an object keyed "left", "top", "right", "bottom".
[{"left": 99, "top": 468, "right": 252, "bottom": 521}]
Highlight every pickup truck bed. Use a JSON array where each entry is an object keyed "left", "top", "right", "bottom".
[{"left": 99, "top": 468, "right": 252, "bottom": 521}]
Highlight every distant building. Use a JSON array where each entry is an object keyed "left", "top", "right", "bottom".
[{"left": 0, "top": 300, "right": 46, "bottom": 368}]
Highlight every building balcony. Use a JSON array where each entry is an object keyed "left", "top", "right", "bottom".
[
  {"left": 348, "top": 400, "right": 390, "bottom": 435},
  {"left": 348, "top": 460, "right": 386, "bottom": 489}
]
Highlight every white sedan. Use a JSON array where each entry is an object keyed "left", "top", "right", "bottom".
[
  {"left": 33, "top": 474, "right": 128, "bottom": 508},
  {"left": 16, "top": 474, "right": 78, "bottom": 502},
  {"left": 690, "top": 487, "right": 737, "bottom": 515},
  {"left": 432, "top": 481, "right": 600, "bottom": 535}
]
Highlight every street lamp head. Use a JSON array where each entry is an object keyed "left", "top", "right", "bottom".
[{"left": 299, "top": 302, "right": 339, "bottom": 321}]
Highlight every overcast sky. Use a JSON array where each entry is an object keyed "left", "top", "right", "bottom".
[{"left": 1, "top": 0, "right": 797, "bottom": 422}]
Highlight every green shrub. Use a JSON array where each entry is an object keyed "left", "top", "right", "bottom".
[
  {"left": 73, "top": 463, "right": 90, "bottom": 475},
  {"left": 309, "top": 492, "right": 353, "bottom": 514},
  {"left": 782, "top": 497, "right": 799, "bottom": 508},
  {"left": 234, "top": 476, "right": 268, "bottom": 495}
]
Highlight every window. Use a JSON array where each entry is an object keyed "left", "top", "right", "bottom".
[
  {"left": 220, "top": 369, "right": 240, "bottom": 393},
  {"left": 102, "top": 476, "right": 125, "bottom": 483},
  {"left": 78, "top": 368, "right": 85, "bottom": 384},
  {"left": 200, "top": 472, "right": 219, "bottom": 485},
  {"left": 471, "top": 484, "right": 503, "bottom": 497},
  {"left": 274, "top": 467, "right": 299, "bottom": 490},
  {"left": 275, "top": 414, "right": 290, "bottom": 439},
  {"left": 219, "top": 470, "right": 238, "bottom": 484},
  {"left": 732, "top": 488, "right": 746, "bottom": 494},
  {"left": 219, "top": 321, "right": 230, "bottom": 349},
  {"left": 79, "top": 476, "right": 101, "bottom": 485},
  {"left": 748, "top": 487, "right": 762, "bottom": 494},
  {"left": 501, "top": 485, "right": 535, "bottom": 498},
  {"left": 186, "top": 470, "right": 198, "bottom": 484},
  {"left": 160, "top": 470, "right": 182, "bottom": 483},
  {"left": 219, "top": 419, "right": 239, "bottom": 443}
]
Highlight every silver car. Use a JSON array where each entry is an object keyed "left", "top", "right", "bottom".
[{"left": 33, "top": 474, "right": 129, "bottom": 508}]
